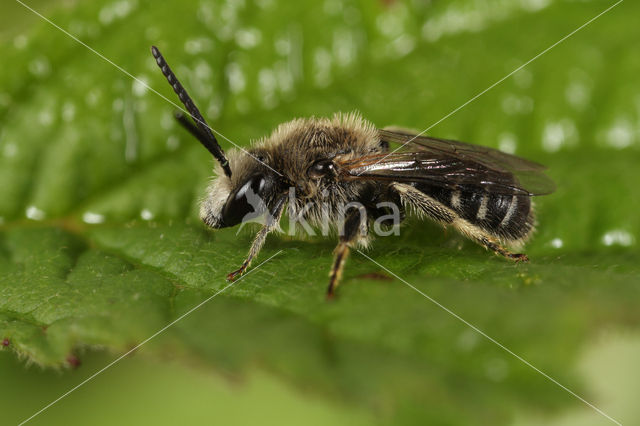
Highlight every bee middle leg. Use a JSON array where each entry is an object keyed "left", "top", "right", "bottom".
[{"left": 327, "top": 209, "right": 368, "bottom": 299}]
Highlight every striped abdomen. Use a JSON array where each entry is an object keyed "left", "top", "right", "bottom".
[{"left": 415, "top": 183, "right": 534, "bottom": 241}]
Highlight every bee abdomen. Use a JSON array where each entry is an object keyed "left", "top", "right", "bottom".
[{"left": 418, "top": 184, "right": 534, "bottom": 241}]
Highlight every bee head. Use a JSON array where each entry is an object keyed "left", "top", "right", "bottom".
[
  {"left": 151, "top": 46, "right": 288, "bottom": 229},
  {"left": 200, "top": 150, "right": 285, "bottom": 228}
]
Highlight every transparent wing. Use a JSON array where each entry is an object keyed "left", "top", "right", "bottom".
[{"left": 335, "top": 130, "right": 556, "bottom": 196}]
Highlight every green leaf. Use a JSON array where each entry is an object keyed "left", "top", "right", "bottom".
[{"left": 1, "top": 0, "right": 639, "bottom": 424}]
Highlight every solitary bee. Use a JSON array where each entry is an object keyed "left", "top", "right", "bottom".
[{"left": 151, "top": 46, "right": 555, "bottom": 298}]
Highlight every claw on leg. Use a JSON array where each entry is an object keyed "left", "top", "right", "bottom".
[
  {"left": 227, "top": 265, "right": 247, "bottom": 281},
  {"left": 508, "top": 253, "right": 529, "bottom": 263},
  {"left": 480, "top": 237, "right": 529, "bottom": 263},
  {"left": 227, "top": 260, "right": 250, "bottom": 281}
]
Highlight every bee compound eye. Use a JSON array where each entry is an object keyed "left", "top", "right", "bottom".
[
  {"left": 221, "top": 174, "right": 271, "bottom": 227},
  {"left": 307, "top": 159, "right": 335, "bottom": 179}
]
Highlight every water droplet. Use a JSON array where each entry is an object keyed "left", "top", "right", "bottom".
[
  {"left": 421, "top": 1, "right": 550, "bottom": 43},
  {"left": 550, "top": 238, "right": 563, "bottom": 249},
  {"left": 184, "top": 37, "right": 213, "bottom": 55},
  {"left": 521, "top": 0, "right": 550, "bottom": 12},
  {"left": 99, "top": 0, "right": 137, "bottom": 26},
  {"left": 602, "top": 230, "right": 635, "bottom": 247},
  {"left": 542, "top": 119, "right": 578, "bottom": 152},
  {"left": 390, "top": 34, "right": 415, "bottom": 58},
  {"left": 225, "top": 63, "right": 246, "bottom": 94},
  {"left": 194, "top": 61, "right": 212, "bottom": 80},
  {"left": 26, "top": 206, "right": 45, "bottom": 221},
  {"left": 235, "top": 28, "right": 262, "bottom": 49},
  {"left": 603, "top": 118, "right": 635, "bottom": 149},
  {"left": 83, "top": 212, "right": 105, "bottom": 224},
  {"left": 132, "top": 76, "right": 149, "bottom": 97},
  {"left": 140, "top": 209, "right": 154, "bottom": 221},
  {"left": 565, "top": 81, "right": 590, "bottom": 109},
  {"left": 501, "top": 94, "right": 533, "bottom": 115},
  {"left": 498, "top": 133, "right": 517, "bottom": 154}
]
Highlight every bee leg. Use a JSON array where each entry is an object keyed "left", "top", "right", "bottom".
[
  {"left": 227, "top": 195, "right": 287, "bottom": 281},
  {"left": 327, "top": 242, "right": 350, "bottom": 300},
  {"left": 453, "top": 218, "right": 529, "bottom": 262},
  {"left": 226, "top": 227, "right": 269, "bottom": 281},
  {"left": 327, "top": 210, "right": 367, "bottom": 299},
  {"left": 479, "top": 237, "right": 529, "bottom": 262},
  {"left": 392, "top": 183, "right": 529, "bottom": 262}
]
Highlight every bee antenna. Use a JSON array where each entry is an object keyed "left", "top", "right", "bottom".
[{"left": 151, "top": 46, "right": 232, "bottom": 178}]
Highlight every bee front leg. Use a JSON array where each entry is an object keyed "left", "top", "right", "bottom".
[
  {"left": 227, "top": 195, "right": 287, "bottom": 281},
  {"left": 226, "top": 225, "right": 270, "bottom": 281},
  {"left": 327, "top": 210, "right": 368, "bottom": 299}
]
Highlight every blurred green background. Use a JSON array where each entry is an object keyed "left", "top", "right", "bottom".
[{"left": 1, "top": 0, "right": 639, "bottom": 425}]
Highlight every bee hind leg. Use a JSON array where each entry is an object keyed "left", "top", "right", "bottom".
[
  {"left": 478, "top": 236, "right": 529, "bottom": 263},
  {"left": 453, "top": 219, "right": 529, "bottom": 262},
  {"left": 391, "top": 183, "right": 529, "bottom": 263}
]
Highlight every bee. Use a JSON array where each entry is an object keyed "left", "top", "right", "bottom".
[{"left": 151, "top": 46, "right": 555, "bottom": 298}]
